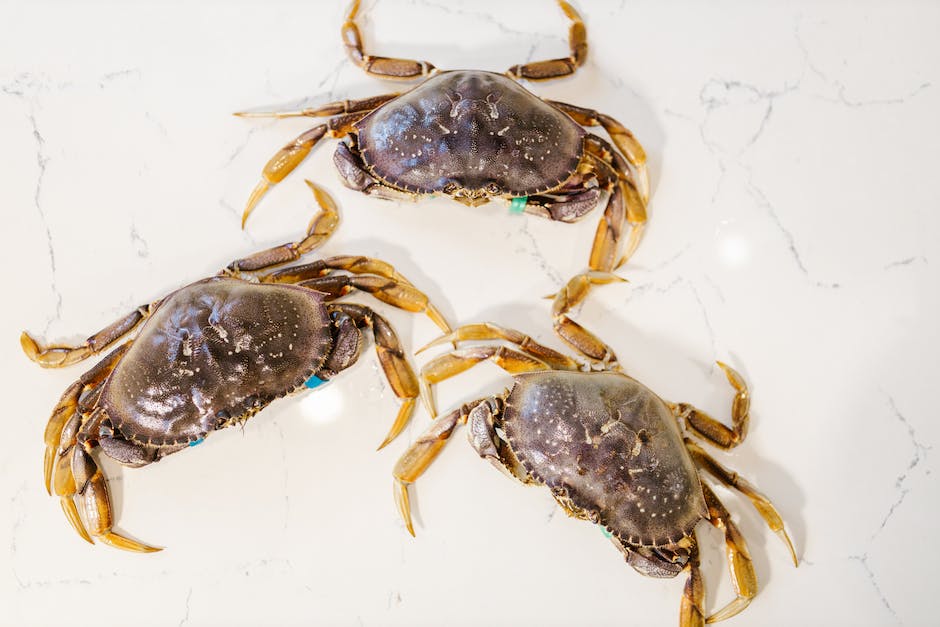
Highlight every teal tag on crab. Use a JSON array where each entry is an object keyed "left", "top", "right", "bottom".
[
  {"left": 599, "top": 525, "right": 613, "bottom": 539},
  {"left": 305, "top": 374, "right": 326, "bottom": 389},
  {"left": 189, "top": 438, "right": 204, "bottom": 447},
  {"left": 509, "top": 196, "right": 528, "bottom": 214}
]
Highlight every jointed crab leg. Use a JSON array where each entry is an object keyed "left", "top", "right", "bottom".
[
  {"left": 551, "top": 101, "right": 650, "bottom": 204},
  {"left": 699, "top": 483, "right": 757, "bottom": 624},
  {"left": 672, "top": 362, "right": 750, "bottom": 450},
  {"left": 420, "top": 346, "right": 551, "bottom": 417},
  {"left": 342, "top": 0, "right": 438, "bottom": 80},
  {"left": 328, "top": 304, "right": 421, "bottom": 449},
  {"left": 549, "top": 271, "right": 624, "bottom": 366},
  {"left": 685, "top": 440, "right": 798, "bottom": 566},
  {"left": 46, "top": 344, "right": 158, "bottom": 551},
  {"left": 22, "top": 302, "right": 158, "bottom": 369},
  {"left": 301, "top": 273, "right": 449, "bottom": 335},
  {"left": 261, "top": 257, "right": 449, "bottom": 335},
  {"left": 584, "top": 142, "right": 648, "bottom": 270},
  {"left": 71, "top": 415, "right": 161, "bottom": 553},
  {"left": 679, "top": 538, "right": 706, "bottom": 627},
  {"left": 242, "top": 111, "right": 370, "bottom": 228},
  {"left": 393, "top": 400, "right": 487, "bottom": 535},
  {"left": 228, "top": 180, "right": 340, "bottom": 272},
  {"left": 418, "top": 322, "right": 581, "bottom": 371},
  {"left": 234, "top": 93, "right": 399, "bottom": 119},
  {"left": 43, "top": 344, "right": 130, "bottom": 494},
  {"left": 506, "top": 1, "right": 587, "bottom": 81}
]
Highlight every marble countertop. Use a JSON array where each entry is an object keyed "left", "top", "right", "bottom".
[{"left": 2, "top": 1, "right": 937, "bottom": 625}]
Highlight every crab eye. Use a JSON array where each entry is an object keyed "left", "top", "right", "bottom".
[{"left": 486, "top": 183, "right": 501, "bottom": 195}]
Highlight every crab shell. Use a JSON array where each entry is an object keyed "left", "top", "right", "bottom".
[
  {"left": 99, "top": 277, "right": 331, "bottom": 449},
  {"left": 502, "top": 371, "right": 708, "bottom": 548},
  {"left": 354, "top": 70, "right": 586, "bottom": 197}
]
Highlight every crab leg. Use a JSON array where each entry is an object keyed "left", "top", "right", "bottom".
[
  {"left": 393, "top": 400, "right": 488, "bottom": 535},
  {"left": 550, "top": 101, "right": 650, "bottom": 204},
  {"left": 242, "top": 111, "right": 369, "bottom": 227},
  {"left": 234, "top": 93, "right": 398, "bottom": 119},
  {"left": 44, "top": 344, "right": 130, "bottom": 495},
  {"left": 699, "top": 483, "right": 757, "bottom": 623},
  {"left": 584, "top": 139, "right": 648, "bottom": 270},
  {"left": 265, "top": 255, "right": 417, "bottom": 286},
  {"left": 680, "top": 537, "right": 706, "bottom": 627},
  {"left": 523, "top": 187, "right": 603, "bottom": 223},
  {"left": 672, "top": 361, "right": 750, "bottom": 450},
  {"left": 327, "top": 304, "right": 421, "bottom": 449},
  {"left": 342, "top": 0, "right": 437, "bottom": 80},
  {"left": 227, "top": 180, "right": 339, "bottom": 272},
  {"left": 506, "top": 1, "right": 586, "bottom": 81},
  {"left": 418, "top": 322, "right": 581, "bottom": 371},
  {"left": 420, "top": 346, "right": 550, "bottom": 417},
  {"left": 22, "top": 302, "right": 158, "bottom": 369},
  {"left": 259, "top": 250, "right": 452, "bottom": 334},
  {"left": 69, "top": 414, "right": 161, "bottom": 553},
  {"left": 549, "top": 271, "right": 624, "bottom": 366},
  {"left": 685, "top": 440, "right": 798, "bottom": 566},
  {"left": 299, "top": 273, "right": 449, "bottom": 335},
  {"left": 46, "top": 344, "right": 157, "bottom": 551}
]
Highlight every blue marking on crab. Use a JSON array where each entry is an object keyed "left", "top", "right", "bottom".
[{"left": 305, "top": 374, "right": 326, "bottom": 389}]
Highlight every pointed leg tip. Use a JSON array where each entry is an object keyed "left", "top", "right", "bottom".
[
  {"left": 777, "top": 530, "right": 799, "bottom": 567},
  {"left": 704, "top": 598, "right": 750, "bottom": 624},
  {"left": 101, "top": 531, "right": 163, "bottom": 553},
  {"left": 242, "top": 181, "right": 271, "bottom": 229}
]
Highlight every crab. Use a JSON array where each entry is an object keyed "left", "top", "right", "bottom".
[
  {"left": 21, "top": 183, "right": 451, "bottom": 551},
  {"left": 236, "top": 0, "right": 649, "bottom": 362},
  {"left": 393, "top": 322, "right": 798, "bottom": 626}
]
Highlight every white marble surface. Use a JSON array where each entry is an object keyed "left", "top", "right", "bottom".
[{"left": 2, "top": 1, "right": 938, "bottom": 625}]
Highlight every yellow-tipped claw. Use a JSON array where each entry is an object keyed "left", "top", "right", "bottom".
[
  {"left": 778, "top": 529, "right": 799, "bottom": 567},
  {"left": 98, "top": 531, "right": 162, "bottom": 553},
  {"left": 60, "top": 498, "right": 93, "bottom": 544},
  {"left": 706, "top": 597, "right": 751, "bottom": 624},
  {"left": 416, "top": 332, "right": 457, "bottom": 355},
  {"left": 242, "top": 180, "right": 270, "bottom": 229},
  {"left": 378, "top": 398, "right": 416, "bottom": 450},
  {"left": 419, "top": 378, "right": 436, "bottom": 419},
  {"left": 394, "top": 480, "right": 415, "bottom": 537},
  {"left": 44, "top": 448, "right": 55, "bottom": 495},
  {"left": 425, "top": 304, "right": 452, "bottom": 336},
  {"left": 716, "top": 360, "right": 747, "bottom": 392}
]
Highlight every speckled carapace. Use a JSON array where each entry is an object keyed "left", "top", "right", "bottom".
[
  {"left": 237, "top": 1, "right": 651, "bottom": 361},
  {"left": 393, "top": 322, "right": 799, "bottom": 626},
  {"left": 23, "top": 191, "right": 450, "bottom": 552}
]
